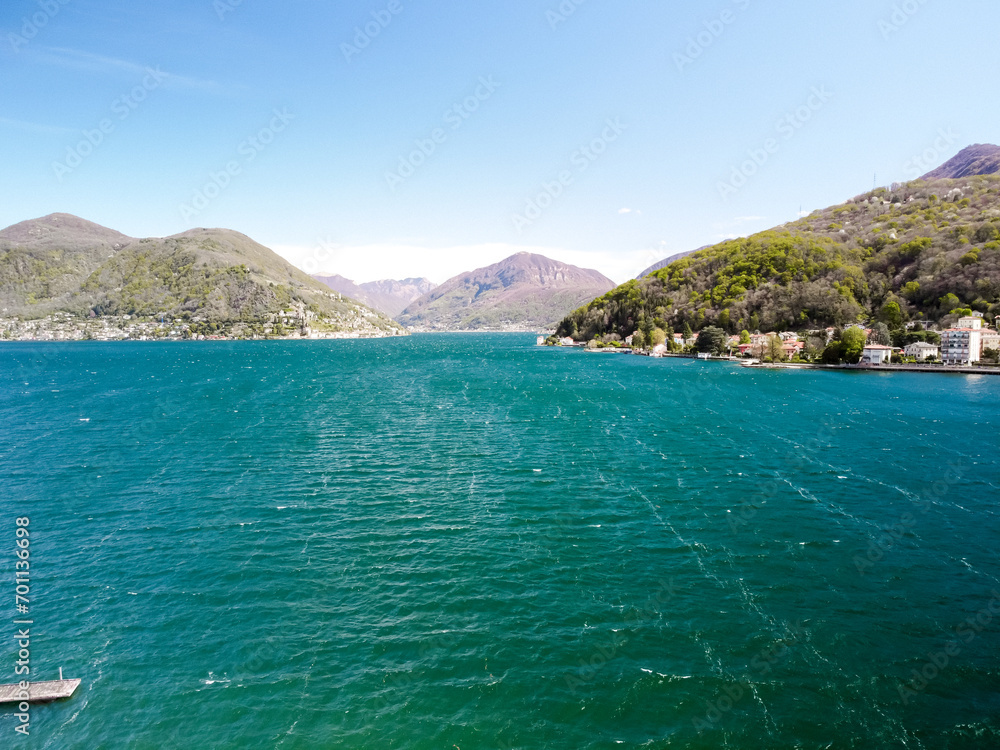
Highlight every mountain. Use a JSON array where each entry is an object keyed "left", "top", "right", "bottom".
[
  {"left": 556, "top": 165, "right": 1000, "bottom": 342},
  {"left": 922, "top": 144, "right": 1000, "bottom": 180},
  {"left": 0, "top": 214, "right": 406, "bottom": 336},
  {"left": 313, "top": 274, "right": 369, "bottom": 305},
  {"left": 359, "top": 278, "right": 436, "bottom": 319},
  {"left": 397, "top": 252, "right": 615, "bottom": 331},
  {"left": 636, "top": 248, "right": 705, "bottom": 279},
  {"left": 312, "top": 274, "right": 436, "bottom": 319}
]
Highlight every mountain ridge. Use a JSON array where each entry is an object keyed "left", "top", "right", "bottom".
[
  {"left": 921, "top": 144, "right": 1000, "bottom": 180},
  {"left": 0, "top": 214, "right": 405, "bottom": 337},
  {"left": 398, "top": 252, "right": 615, "bottom": 331},
  {"left": 312, "top": 274, "right": 436, "bottom": 319}
]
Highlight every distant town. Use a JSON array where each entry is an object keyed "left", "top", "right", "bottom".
[{"left": 0, "top": 305, "right": 401, "bottom": 342}]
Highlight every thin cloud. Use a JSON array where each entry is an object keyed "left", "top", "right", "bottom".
[
  {"left": 0, "top": 116, "right": 75, "bottom": 136},
  {"left": 618, "top": 208, "right": 641, "bottom": 215},
  {"left": 30, "top": 47, "right": 222, "bottom": 92},
  {"left": 733, "top": 215, "right": 764, "bottom": 223}
]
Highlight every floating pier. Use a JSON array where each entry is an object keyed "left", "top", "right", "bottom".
[{"left": 0, "top": 679, "right": 81, "bottom": 704}]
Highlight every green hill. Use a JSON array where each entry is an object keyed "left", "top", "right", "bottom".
[
  {"left": 0, "top": 214, "right": 406, "bottom": 336},
  {"left": 557, "top": 172, "right": 1000, "bottom": 341}
]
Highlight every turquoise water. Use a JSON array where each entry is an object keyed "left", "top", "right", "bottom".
[{"left": 2, "top": 334, "right": 999, "bottom": 749}]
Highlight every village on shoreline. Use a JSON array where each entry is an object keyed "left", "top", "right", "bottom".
[
  {"left": 540, "top": 311, "right": 1000, "bottom": 375},
  {"left": 0, "top": 306, "right": 406, "bottom": 342}
]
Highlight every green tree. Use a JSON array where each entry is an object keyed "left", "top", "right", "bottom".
[
  {"left": 765, "top": 336, "right": 785, "bottom": 362},
  {"left": 902, "top": 281, "right": 921, "bottom": 300},
  {"left": 878, "top": 301, "right": 903, "bottom": 328},
  {"left": 873, "top": 322, "right": 892, "bottom": 346},
  {"left": 939, "top": 293, "right": 961, "bottom": 315},
  {"left": 650, "top": 327, "right": 666, "bottom": 347},
  {"left": 739, "top": 329, "right": 751, "bottom": 345},
  {"left": 632, "top": 329, "right": 647, "bottom": 349},
  {"left": 841, "top": 327, "right": 866, "bottom": 364},
  {"left": 697, "top": 326, "right": 726, "bottom": 355},
  {"left": 822, "top": 342, "right": 844, "bottom": 364}
]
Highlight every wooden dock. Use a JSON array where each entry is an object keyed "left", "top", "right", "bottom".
[{"left": 0, "top": 679, "right": 81, "bottom": 704}]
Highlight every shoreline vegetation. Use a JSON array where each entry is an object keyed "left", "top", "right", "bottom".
[
  {"left": 553, "top": 172, "right": 1000, "bottom": 375},
  {"left": 539, "top": 339, "right": 1000, "bottom": 376}
]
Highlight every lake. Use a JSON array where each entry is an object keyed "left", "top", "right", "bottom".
[{"left": 2, "top": 334, "right": 998, "bottom": 748}]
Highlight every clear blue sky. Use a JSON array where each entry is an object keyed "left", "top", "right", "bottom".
[{"left": 2, "top": 0, "right": 998, "bottom": 284}]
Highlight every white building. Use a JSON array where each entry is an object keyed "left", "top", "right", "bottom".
[
  {"left": 860, "top": 344, "right": 893, "bottom": 365},
  {"left": 980, "top": 329, "right": 1000, "bottom": 357},
  {"left": 904, "top": 341, "right": 939, "bottom": 361},
  {"left": 940, "top": 330, "right": 981, "bottom": 364}
]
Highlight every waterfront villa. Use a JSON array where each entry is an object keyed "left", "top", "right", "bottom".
[
  {"left": 860, "top": 344, "right": 894, "bottom": 365},
  {"left": 904, "top": 341, "right": 939, "bottom": 361},
  {"left": 982, "top": 329, "right": 1000, "bottom": 356}
]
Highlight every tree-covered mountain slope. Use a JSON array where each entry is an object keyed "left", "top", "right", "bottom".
[{"left": 557, "top": 172, "right": 1000, "bottom": 341}]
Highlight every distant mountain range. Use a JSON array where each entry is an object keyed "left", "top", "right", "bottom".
[
  {"left": 396, "top": 252, "right": 615, "bottom": 331},
  {"left": 922, "top": 143, "right": 1000, "bottom": 180},
  {"left": 0, "top": 214, "right": 405, "bottom": 336},
  {"left": 313, "top": 274, "right": 435, "bottom": 318},
  {"left": 558, "top": 144, "right": 1000, "bottom": 341}
]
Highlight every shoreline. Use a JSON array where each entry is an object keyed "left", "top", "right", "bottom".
[
  {"left": 543, "top": 343, "right": 1000, "bottom": 376},
  {"left": 739, "top": 361, "right": 1000, "bottom": 376}
]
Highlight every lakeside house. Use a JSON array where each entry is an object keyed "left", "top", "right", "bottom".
[
  {"left": 860, "top": 344, "right": 894, "bottom": 365},
  {"left": 940, "top": 313, "right": 985, "bottom": 365},
  {"left": 782, "top": 340, "right": 805, "bottom": 359},
  {"left": 904, "top": 341, "right": 939, "bottom": 361},
  {"left": 981, "top": 328, "right": 1000, "bottom": 356}
]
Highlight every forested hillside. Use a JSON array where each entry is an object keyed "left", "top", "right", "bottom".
[{"left": 558, "top": 174, "right": 1000, "bottom": 341}]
